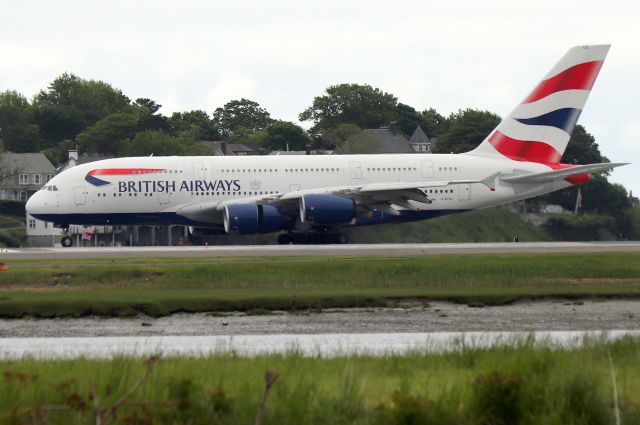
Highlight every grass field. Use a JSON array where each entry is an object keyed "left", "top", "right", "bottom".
[
  {"left": 347, "top": 207, "right": 552, "bottom": 243},
  {"left": 1, "top": 252, "right": 639, "bottom": 318},
  {"left": 1, "top": 337, "right": 638, "bottom": 424}
]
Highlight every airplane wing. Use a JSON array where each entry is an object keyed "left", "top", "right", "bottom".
[
  {"left": 501, "top": 163, "right": 628, "bottom": 184},
  {"left": 175, "top": 179, "right": 490, "bottom": 224},
  {"left": 256, "top": 179, "right": 488, "bottom": 216}
]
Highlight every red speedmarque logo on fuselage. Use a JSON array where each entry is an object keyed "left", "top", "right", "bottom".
[{"left": 85, "top": 168, "right": 166, "bottom": 187}]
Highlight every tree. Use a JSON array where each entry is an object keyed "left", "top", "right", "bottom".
[
  {"left": 212, "top": 99, "right": 272, "bottom": 139},
  {"left": 0, "top": 90, "right": 40, "bottom": 152},
  {"left": 169, "top": 110, "right": 221, "bottom": 140},
  {"left": 299, "top": 84, "right": 398, "bottom": 136},
  {"left": 540, "top": 125, "right": 614, "bottom": 211},
  {"left": 33, "top": 73, "right": 130, "bottom": 145},
  {"left": 434, "top": 109, "right": 501, "bottom": 153},
  {"left": 561, "top": 125, "right": 608, "bottom": 165},
  {"left": 120, "top": 130, "right": 210, "bottom": 157},
  {"left": 323, "top": 124, "right": 383, "bottom": 154},
  {"left": 395, "top": 103, "right": 421, "bottom": 136},
  {"left": 532, "top": 124, "right": 631, "bottom": 235},
  {"left": 135, "top": 98, "right": 170, "bottom": 133},
  {"left": 260, "top": 121, "right": 310, "bottom": 151},
  {"left": 42, "top": 139, "right": 75, "bottom": 166},
  {"left": 419, "top": 108, "right": 448, "bottom": 138},
  {"left": 76, "top": 112, "right": 139, "bottom": 154}
]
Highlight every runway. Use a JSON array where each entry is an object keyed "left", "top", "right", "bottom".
[{"left": 2, "top": 241, "right": 640, "bottom": 260}]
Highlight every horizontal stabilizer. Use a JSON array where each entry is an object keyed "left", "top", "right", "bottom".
[{"left": 501, "top": 162, "right": 628, "bottom": 184}]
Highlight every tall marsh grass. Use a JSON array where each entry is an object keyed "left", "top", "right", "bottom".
[{"left": 1, "top": 337, "right": 639, "bottom": 424}]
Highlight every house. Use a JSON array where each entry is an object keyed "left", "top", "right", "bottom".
[
  {"left": 1, "top": 152, "right": 56, "bottom": 202},
  {"left": 409, "top": 126, "right": 436, "bottom": 153},
  {"left": 0, "top": 152, "right": 60, "bottom": 246},
  {"left": 363, "top": 128, "right": 414, "bottom": 153},
  {"left": 200, "top": 141, "right": 260, "bottom": 156},
  {"left": 56, "top": 150, "right": 114, "bottom": 173}
]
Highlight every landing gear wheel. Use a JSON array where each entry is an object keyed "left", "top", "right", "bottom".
[{"left": 61, "top": 236, "right": 73, "bottom": 248}]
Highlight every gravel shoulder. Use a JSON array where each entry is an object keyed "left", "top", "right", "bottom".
[{"left": 1, "top": 299, "right": 639, "bottom": 338}]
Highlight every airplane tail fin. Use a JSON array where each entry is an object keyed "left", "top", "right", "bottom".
[{"left": 468, "top": 45, "right": 610, "bottom": 164}]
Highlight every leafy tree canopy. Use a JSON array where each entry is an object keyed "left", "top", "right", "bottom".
[
  {"left": 169, "top": 110, "right": 221, "bottom": 140},
  {"left": 259, "top": 121, "right": 310, "bottom": 151},
  {"left": 135, "top": 98, "right": 170, "bottom": 133},
  {"left": 395, "top": 103, "right": 421, "bottom": 136},
  {"left": 299, "top": 84, "right": 398, "bottom": 136},
  {"left": 434, "top": 109, "right": 500, "bottom": 153},
  {"left": 33, "top": 73, "right": 130, "bottom": 145},
  {"left": 120, "top": 130, "right": 210, "bottom": 157},
  {"left": 0, "top": 90, "right": 39, "bottom": 152},
  {"left": 212, "top": 99, "right": 272, "bottom": 139},
  {"left": 323, "top": 123, "right": 383, "bottom": 154},
  {"left": 561, "top": 125, "right": 608, "bottom": 165},
  {"left": 419, "top": 108, "right": 448, "bottom": 138},
  {"left": 76, "top": 112, "right": 139, "bottom": 155}
]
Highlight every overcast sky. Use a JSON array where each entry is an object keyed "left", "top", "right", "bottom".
[{"left": 2, "top": 0, "right": 638, "bottom": 195}]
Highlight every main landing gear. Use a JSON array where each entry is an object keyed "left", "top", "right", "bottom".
[{"left": 277, "top": 232, "right": 349, "bottom": 245}]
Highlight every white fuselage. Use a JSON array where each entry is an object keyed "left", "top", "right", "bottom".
[{"left": 27, "top": 153, "right": 570, "bottom": 230}]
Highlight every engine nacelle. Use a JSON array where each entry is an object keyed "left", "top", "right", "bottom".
[
  {"left": 299, "top": 194, "right": 356, "bottom": 225},
  {"left": 188, "top": 226, "right": 225, "bottom": 236},
  {"left": 223, "top": 203, "right": 286, "bottom": 234}
]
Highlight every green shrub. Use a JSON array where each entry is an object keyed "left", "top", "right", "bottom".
[
  {"left": 470, "top": 372, "right": 524, "bottom": 425},
  {"left": 0, "top": 200, "right": 25, "bottom": 217}
]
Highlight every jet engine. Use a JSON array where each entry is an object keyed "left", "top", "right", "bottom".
[
  {"left": 299, "top": 194, "right": 356, "bottom": 225},
  {"left": 223, "top": 203, "right": 287, "bottom": 234}
]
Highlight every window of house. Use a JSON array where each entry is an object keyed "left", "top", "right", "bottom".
[
  {"left": 33, "top": 174, "right": 42, "bottom": 185},
  {"left": 28, "top": 219, "right": 36, "bottom": 229},
  {"left": 44, "top": 222, "right": 48, "bottom": 228},
  {"left": 19, "top": 174, "right": 29, "bottom": 185},
  {"left": 46, "top": 174, "right": 54, "bottom": 182}
]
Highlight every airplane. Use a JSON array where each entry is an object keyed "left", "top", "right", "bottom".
[{"left": 26, "top": 45, "right": 626, "bottom": 247}]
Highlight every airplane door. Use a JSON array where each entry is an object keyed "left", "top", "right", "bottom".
[
  {"left": 421, "top": 160, "right": 433, "bottom": 178},
  {"left": 192, "top": 162, "right": 205, "bottom": 180},
  {"left": 158, "top": 191, "right": 171, "bottom": 205},
  {"left": 74, "top": 188, "right": 87, "bottom": 205},
  {"left": 350, "top": 161, "right": 362, "bottom": 179},
  {"left": 460, "top": 184, "right": 470, "bottom": 201}
]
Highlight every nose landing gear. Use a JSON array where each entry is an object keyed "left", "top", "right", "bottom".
[{"left": 59, "top": 225, "right": 73, "bottom": 248}]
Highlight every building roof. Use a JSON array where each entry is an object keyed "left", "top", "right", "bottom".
[
  {"left": 1, "top": 152, "right": 56, "bottom": 174},
  {"left": 409, "top": 126, "right": 430, "bottom": 144},
  {"left": 199, "top": 141, "right": 225, "bottom": 156},
  {"left": 77, "top": 153, "right": 114, "bottom": 165},
  {"left": 56, "top": 153, "right": 114, "bottom": 173},
  {"left": 200, "top": 141, "right": 260, "bottom": 156},
  {"left": 364, "top": 129, "right": 414, "bottom": 153}
]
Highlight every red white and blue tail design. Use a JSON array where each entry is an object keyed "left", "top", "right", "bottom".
[{"left": 469, "top": 45, "right": 610, "bottom": 164}]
